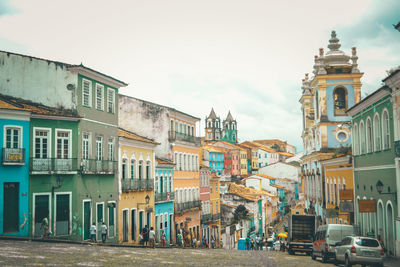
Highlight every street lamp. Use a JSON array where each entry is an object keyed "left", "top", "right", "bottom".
[
  {"left": 137, "top": 195, "right": 151, "bottom": 209},
  {"left": 376, "top": 180, "right": 396, "bottom": 195}
]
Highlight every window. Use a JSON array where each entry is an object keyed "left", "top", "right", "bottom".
[
  {"left": 130, "top": 159, "right": 136, "bottom": 178},
  {"left": 82, "top": 133, "right": 90, "bottom": 160},
  {"left": 96, "top": 136, "right": 103, "bottom": 160},
  {"left": 374, "top": 114, "right": 381, "bottom": 151},
  {"left": 35, "top": 129, "right": 50, "bottom": 158},
  {"left": 366, "top": 118, "right": 373, "bottom": 153},
  {"left": 183, "top": 154, "right": 186, "bottom": 171},
  {"left": 108, "top": 138, "right": 114, "bottom": 161},
  {"left": 95, "top": 83, "right": 104, "bottom": 110},
  {"left": 56, "top": 130, "right": 71, "bottom": 159},
  {"left": 359, "top": 121, "right": 365, "bottom": 154},
  {"left": 174, "top": 152, "right": 178, "bottom": 170},
  {"left": 179, "top": 154, "right": 182, "bottom": 170},
  {"left": 82, "top": 79, "right": 92, "bottom": 107},
  {"left": 138, "top": 160, "right": 143, "bottom": 179},
  {"left": 122, "top": 158, "right": 127, "bottom": 179},
  {"left": 5, "top": 127, "right": 21, "bottom": 148},
  {"left": 352, "top": 124, "right": 359, "bottom": 155},
  {"left": 382, "top": 110, "right": 390, "bottom": 149},
  {"left": 146, "top": 161, "right": 151, "bottom": 179},
  {"left": 333, "top": 87, "right": 347, "bottom": 115},
  {"left": 107, "top": 88, "right": 115, "bottom": 113}
]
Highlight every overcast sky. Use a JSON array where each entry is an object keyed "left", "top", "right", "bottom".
[{"left": 1, "top": 0, "right": 399, "bottom": 151}]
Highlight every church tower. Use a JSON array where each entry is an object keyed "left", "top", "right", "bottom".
[
  {"left": 205, "top": 108, "right": 222, "bottom": 141},
  {"left": 222, "top": 111, "right": 238, "bottom": 144}
]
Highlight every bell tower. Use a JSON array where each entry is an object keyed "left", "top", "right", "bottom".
[
  {"left": 222, "top": 111, "right": 238, "bottom": 144},
  {"left": 205, "top": 108, "right": 221, "bottom": 141}
]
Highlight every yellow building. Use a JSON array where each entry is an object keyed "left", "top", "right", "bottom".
[
  {"left": 209, "top": 173, "right": 221, "bottom": 247},
  {"left": 240, "top": 141, "right": 259, "bottom": 173},
  {"left": 118, "top": 128, "right": 159, "bottom": 244},
  {"left": 320, "top": 155, "right": 354, "bottom": 224},
  {"left": 169, "top": 113, "right": 201, "bottom": 242}
]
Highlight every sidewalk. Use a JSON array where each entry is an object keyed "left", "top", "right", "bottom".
[{"left": 383, "top": 257, "right": 400, "bottom": 267}]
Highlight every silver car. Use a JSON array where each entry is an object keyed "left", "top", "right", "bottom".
[{"left": 335, "top": 236, "right": 384, "bottom": 267}]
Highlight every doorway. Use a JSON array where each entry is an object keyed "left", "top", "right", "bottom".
[
  {"left": 96, "top": 203, "right": 104, "bottom": 241},
  {"left": 55, "top": 194, "right": 70, "bottom": 235},
  {"left": 34, "top": 194, "right": 50, "bottom": 237},
  {"left": 83, "top": 200, "right": 91, "bottom": 240},
  {"left": 122, "top": 210, "right": 128, "bottom": 242},
  {"left": 3, "top": 183, "right": 19, "bottom": 233}
]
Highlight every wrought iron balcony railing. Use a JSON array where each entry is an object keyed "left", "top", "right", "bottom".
[
  {"left": 201, "top": 213, "right": 212, "bottom": 223},
  {"left": 2, "top": 148, "right": 25, "bottom": 165},
  {"left": 121, "top": 178, "right": 154, "bottom": 192},
  {"left": 212, "top": 213, "right": 221, "bottom": 221},
  {"left": 168, "top": 131, "right": 201, "bottom": 144},
  {"left": 81, "top": 159, "right": 117, "bottom": 174},
  {"left": 30, "top": 158, "right": 77, "bottom": 173},
  {"left": 155, "top": 191, "right": 175, "bottom": 202},
  {"left": 174, "top": 200, "right": 201, "bottom": 213}
]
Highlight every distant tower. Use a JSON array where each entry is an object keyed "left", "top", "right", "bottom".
[
  {"left": 205, "top": 108, "right": 222, "bottom": 141},
  {"left": 222, "top": 111, "right": 238, "bottom": 144}
]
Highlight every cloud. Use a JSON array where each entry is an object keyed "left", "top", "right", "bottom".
[{"left": 0, "top": 0, "right": 17, "bottom": 16}]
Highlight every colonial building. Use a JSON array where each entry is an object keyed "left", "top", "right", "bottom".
[
  {"left": 205, "top": 109, "right": 238, "bottom": 144},
  {"left": 118, "top": 128, "right": 158, "bottom": 244},
  {"left": 348, "top": 86, "right": 397, "bottom": 257},
  {"left": 200, "top": 165, "right": 211, "bottom": 243},
  {"left": 300, "top": 31, "right": 363, "bottom": 222}
]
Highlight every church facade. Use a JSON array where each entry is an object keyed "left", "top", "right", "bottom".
[{"left": 204, "top": 109, "right": 238, "bottom": 144}]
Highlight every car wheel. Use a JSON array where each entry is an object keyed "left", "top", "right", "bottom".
[
  {"left": 322, "top": 252, "right": 327, "bottom": 263},
  {"left": 311, "top": 250, "right": 316, "bottom": 260},
  {"left": 344, "top": 255, "right": 352, "bottom": 267}
]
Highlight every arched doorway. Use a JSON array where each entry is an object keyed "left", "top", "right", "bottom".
[{"left": 386, "top": 202, "right": 394, "bottom": 256}]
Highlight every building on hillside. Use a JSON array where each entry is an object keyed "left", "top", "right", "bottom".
[
  {"left": 118, "top": 128, "right": 158, "bottom": 244},
  {"left": 119, "top": 95, "right": 201, "bottom": 243},
  {"left": 255, "top": 145, "right": 279, "bottom": 167},
  {"left": 201, "top": 145, "right": 225, "bottom": 175},
  {"left": 240, "top": 141, "right": 260, "bottom": 173},
  {"left": 384, "top": 65, "right": 400, "bottom": 258},
  {"left": 200, "top": 165, "right": 211, "bottom": 243},
  {"left": 204, "top": 109, "right": 238, "bottom": 144},
  {"left": 253, "top": 139, "right": 295, "bottom": 154},
  {"left": 209, "top": 173, "right": 221, "bottom": 247},
  {"left": 0, "top": 97, "right": 31, "bottom": 237},
  {"left": 320, "top": 155, "right": 353, "bottom": 225},
  {"left": 347, "top": 86, "right": 397, "bottom": 257},
  {"left": 154, "top": 157, "right": 174, "bottom": 245},
  {"left": 1, "top": 50, "right": 127, "bottom": 241},
  {"left": 208, "top": 141, "right": 243, "bottom": 176},
  {"left": 300, "top": 31, "right": 363, "bottom": 222}
]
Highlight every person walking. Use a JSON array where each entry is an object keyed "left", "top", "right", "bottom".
[
  {"left": 245, "top": 236, "right": 251, "bottom": 250},
  {"left": 149, "top": 227, "right": 155, "bottom": 248},
  {"left": 40, "top": 215, "right": 49, "bottom": 239},
  {"left": 211, "top": 236, "right": 216, "bottom": 249},
  {"left": 101, "top": 222, "right": 107, "bottom": 243},
  {"left": 160, "top": 230, "right": 166, "bottom": 247},
  {"left": 90, "top": 223, "right": 97, "bottom": 242},
  {"left": 142, "top": 225, "right": 149, "bottom": 246},
  {"left": 177, "top": 232, "right": 183, "bottom": 248}
]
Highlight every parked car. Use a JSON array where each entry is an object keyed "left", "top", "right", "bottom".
[
  {"left": 312, "top": 224, "right": 355, "bottom": 263},
  {"left": 335, "top": 236, "right": 384, "bottom": 267}
]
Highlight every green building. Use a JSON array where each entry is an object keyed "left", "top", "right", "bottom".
[
  {"left": 348, "top": 86, "right": 397, "bottom": 256},
  {"left": 221, "top": 111, "right": 238, "bottom": 144}
]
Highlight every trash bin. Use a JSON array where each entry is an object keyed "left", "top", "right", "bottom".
[{"left": 238, "top": 238, "right": 246, "bottom": 250}]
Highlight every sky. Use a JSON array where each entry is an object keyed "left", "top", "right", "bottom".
[{"left": 1, "top": 0, "right": 399, "bottom": 151}]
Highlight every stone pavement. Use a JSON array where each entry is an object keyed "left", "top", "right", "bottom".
[{"left": 0, "top": 240, "right": 398, "bottom": 266}]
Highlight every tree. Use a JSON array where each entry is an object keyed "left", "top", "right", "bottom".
[{"left": 232, "top": 205, "right": 250, "bottom": 224}]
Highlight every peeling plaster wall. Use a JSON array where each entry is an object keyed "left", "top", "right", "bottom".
[
  {"left": 0, "top": 51, "right": 76, "bottom": 109},
  {"left": 119, "top": 95, "right": 171, "bottom": 159}
]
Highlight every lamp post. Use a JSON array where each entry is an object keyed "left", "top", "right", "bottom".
[
  {"left": 376, "top": 180, "right": 396, "bottom": 195},
  {"left": 52, "top": 175, "right": 62, "bottom": 194}
]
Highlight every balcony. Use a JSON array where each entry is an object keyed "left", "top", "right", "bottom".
[
  {"left": 201, "top": 213, "right": 212, "bottom": 223},
  {"left": 121, "top": 178, "right": 154, "bottom": 192},
  {"left": 81, "top": 159, "right": 117, "bottom": 174},
  {"left": 30, "top": 158, "right": 77, "bottom": 174},
  {"left": 395, "top": 140, "right": 400, "bottom": 158},
  {"left": 168, "top": 131, "right": 201, "bottom": 144},
  {"left": 212, "top": 213, "right": 221, "bottom": 221},
  {"left": 174, "top": 200, "right": 201, "bottom": 213},
  {"left": 155, "top": 191, "right": 175, "bottom": 202},
  {"left": 2, "top": 148, "right": 25, "bottom": 165}
]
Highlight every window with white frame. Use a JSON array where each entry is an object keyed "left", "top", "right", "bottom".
[
  {"left": 146, "top": 161, "right": 151, "bottom": 179},
  {"left": 122, "top": 158, "right": 127, "bottom": 179},
  {"left": 174, "top": 152, "right": 178, "bottom": 170},
  {"left": 96, "top": 83, "right": 104, "bottom": 110},
  {"left": 138, "top": 160, "right": 143, "bottom": 179},
  {"left": 374, "top": 114, "right": 381, "bottom": 151},
  {"left": 56, "top": 130, "right": 71, "bottom": 159},
  {"left": 130, "top": 159, "right": 136, "bottom": 178},
  {"left": 96, "top": 136, "right": 103, "bottom": 160},
  {"left": 5, "top": 126, "right": 21, "bottom": 149},
  {"left": 34, "top": 129, "right": 50, "bottom": 158},
  {"left": 382, "top": 110, "right": 390, "bottom": 149},
  {"left": 366, "top": 118, "right": 373, "bottom": 153},
  {"left": 107, "top": 88, "right": 115, "bottom": 113},
  {"left": 359, "top": 121, "right": 365, "bottom": 154},
  {"left": 108, "top": 138, "right": 114, "bottom": 161},
  {"left": 82, "top": 79, "right": 92, "bottom": 107},
  {"left": 82, "top": 133, "right": 90, "bottom": 160},
  {"left": 179, "top": 154, "right": 182, "bottom": 170}
]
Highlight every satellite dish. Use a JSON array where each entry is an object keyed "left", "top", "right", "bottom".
[{"left": 66, "top": 83, "right": 76, "bottom": 90}]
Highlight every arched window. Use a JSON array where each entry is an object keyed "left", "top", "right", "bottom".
[
  {"left": 138, "top": 160, "right": 143, "bottom": 179},
  {"left": 353, "top": 123, "right": 359, "bottom": 155},
  {"left": 366, "top": 118, "right": 373, "bottom": 153},
  {"left": 374, "top": 114, "right": 381, "bottom": 151},
  {"left": 146, "top": 161, "right": 151, "bottom": 179},
  {"left": 122, "top": 158, "right": 127, "bottom": 179},
  {"left": 333, "top": 87, "right": 347, "bottom": 116},
  {"left": 359, "top": 121, "right": 365, "bottom": 154},
  {"left": 170, "top": 120, "right": 174, "bottom": 132},
  {"left": 130, "top": 159, "right": 136, "bottom": 178},
  {"left": 183, "top": 154, "right": 187, "bottom": 171},
  {"left": 382, "top": 110, "right": 390, "bottom": 149}
]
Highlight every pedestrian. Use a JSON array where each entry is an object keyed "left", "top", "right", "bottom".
[
  {"left": 101, "top": 222, "right": 107, "bottom": 243},
  {"left": 251, "top": 239, "right": 255, "bottom": 250},
  {"left": 90, "top": 223, "right": 97, "bottom": 242},
  {"left": 245, "top": 236, "right": 251, "bottom": 250},
  {"left": 220, "top": 238, "right": 223, "bottom": 249},
  {"left": 142, "top": 225, "right": 149, "bottom": 246},
  {"left": 211, "top": 236, "right": 216, "bottom": 249},
  {"left": 40, "top": 215, "right": 49, "bottom": 239},
  {"left": 177, "top": 232, "right": 183, "bottom": 248},
  {"left": 255, "top": 235, "right": 260, "bottom": 250},
  {"left": 192, "top": 236, "right": 197, "bottom": 248},
  {"left": 149, "top": 227, "right": 155, "bottom": 248},
  {"left": 160, "top": 230, "right": 166, "bottom": 247}
]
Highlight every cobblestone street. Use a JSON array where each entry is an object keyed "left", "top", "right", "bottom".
[{"left": 0, "top": 240, "right": 339, "bottom": 267}]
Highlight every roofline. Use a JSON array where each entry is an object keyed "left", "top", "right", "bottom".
[
  {"left": 118, "top": 127, "right": 160, "bottom": 145},
  {"left": 347, "top": 86, "right": 390, "bottom": 115},
  {"left": 119, "top": 94, "right": 200, "bottom": 121}
]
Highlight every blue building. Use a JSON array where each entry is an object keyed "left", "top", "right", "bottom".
[
  {"left": 0, "top": 98, "right": 30, "bottom": 236},
  {"left": 154, "top": 157, "right": 174, "bottom": 245},
  {"left": 203, "top": 146, "right": 225, "bottom": 175}
]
